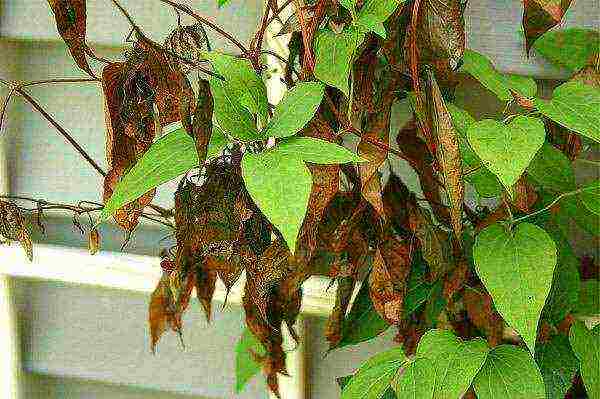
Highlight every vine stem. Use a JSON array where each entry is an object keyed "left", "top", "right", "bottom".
[
  {"left": 512, "top": 188, "right": 584, "bottom": 224},
  {"left": 156, "top": 0, "right": 250, "bottom": 56}
]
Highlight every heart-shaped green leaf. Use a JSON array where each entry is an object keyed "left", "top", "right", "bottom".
[
  {"left": 342, "top": 347, "right": 406, "bottom": 399},
  {"left": 99, "top": 127, "right": 227, "bottom": 224},
  {"left": 262, "top": 82, "right": 325, "bottom": 139},
  {"left": 355, "top": 0, "right": 404, "bottom": 38},
  {"left": 314, "top": 28, "right": 364, "bottom": 96},
  {"left": 392, "top": 329, "right": 489, "bottom": 398},
  {"left": 241, "top": 148, "right": 311, "bottom": 253},
  {"left": 534, "top": 81, "right": 600, "bottom": 143},
  {"left": 276, "top": 137, "right": 365, "bottom": 163},
  {"left": 473, "top": 345, "right": 546, "bottom": 399},
  {"left": 460, "top": 49, "right": 537, "bottom": 101},
  {"left": 209, "top": 77, "right": 261, "bottom": 142},
  {"left": 473, "top": 222, "right": 557, "bottom": 354},
  {"left": 569, "top": 322, "right": 600, "bottom": 399},
  {"left": 467, "top": 116, "right": 546, "bottom": 190}
]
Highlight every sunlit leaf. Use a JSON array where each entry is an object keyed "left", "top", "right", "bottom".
[
  {"left": 242, "top": 149, "right": 312, "bottom": 253},
  {"left": 536, "top": 334, "right": 579, "bottom": 399},
  {"left": 275, "top": 137, "right": 365, "bottom": 164},
  {"left": 534, "top": 28, "right": 600, "bottom": 72},
  {"left": 569, "top": 321, "right": 600, "bottom": 399},
  {"left": 262, "top": 82, "right": 325, "bottom": 138},
  {"left": 355, "top": 0, "right": 404, "bottom": 38},
  {"left": 473, "top": 345, "right": 546, "bottom": 399},
  {"left": 235, "top": 327, "right": 265, "bottom": 393},
  {"left": 99, "top": 127, "right": 226, "bottom": 224},
  {"left": 473, "top": 222, "right": 557, "bottom": 354}
]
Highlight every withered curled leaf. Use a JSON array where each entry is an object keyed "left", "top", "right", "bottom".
[
  {"left": 46, "top": 0, "right": 95, "bottom": 78},
  {"left": 149, "top": 269, "right": 179, "bottom": 354},
  {"left": 464, "top": 286, "right": 505, "bottom": 347},
  {"left": 0, "top": 201, "right": 33, "bottom": 261},
  {"left": 88, "top": 228, "right": 100, "bottom": 255},
  {"left": 426, "top": 69, "right": 464, "bottom": 242}
]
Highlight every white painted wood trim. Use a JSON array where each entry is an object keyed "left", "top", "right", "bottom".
[{"left": 0, "top": 275, "right": 22, "bottom": 399}]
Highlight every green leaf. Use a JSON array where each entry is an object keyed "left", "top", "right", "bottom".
[
  {"left": 574, "top": 280, "right": 600, "bottom": 316},
  {"left": 473, "top": 345, "right": 546, "bottom": 399},
  {"left": 342, "top": 347, "right": 405, "bottom": 399},
  {"left": 533, "top": 28, "right": 600, "bottom": 73},
  {"left": 447, "top": 104, "right": 503, "bottom": 198},
  {"left": 540, "top": 223, "right": 580, "bottom": 325},
  {"left": 235, "top": 327, "right": 265, "bottom": 393},
  {"left": 338, "top": 376, "right": 396, "bottom": 399},
  {"left": 579, "top": 180, "right": 600, "bottom": 216},
  {"left": 262, "top": 82, "right": 325, "bottom": 138},
  {"left": 339, "top": 0, "right": 357, "bottom": 13},
  {"left": 403, "top": 252, "right": 435, "bottom": 317},
  {"left": 241, "top": 148, "right": 311, "bottom": 253},
  {"left": 534, "top": 81, "right": 600, "bottom": 143},
  {"left": 393, "top": 330, "right": 489, "bottom": 398},
  {"left": 467, "top": 116, "right": 546, "bottom": 191},
  {"left": 204, "top": 51, "right": 269, "bottom": 125},
  {"left": 217, "top": 0, "right": 231, "bottom": 7},
  {"left": 330, "top": 278, "right": 390, "bottom": 351},
  {"left": 460, "top": 49, "right": 537, "bottom": 101},
  {"left": 355, "top": 0, "right": 403, "bottom": 38},
  {"left": 536, "top": 334, "right": 579, "bottom": 399},
  {"left": 314, "top": 28, "right": 364, "bottom": 96},
  {"left": 473, "top": 222, "right": 557, "bottom": 354},
  {"left": 569, "top": 321, "right": 600, "bottom": 399},
  {"left": 99, "top": 127, "right": 226, "bottom": 223},
  {"left": 209, "top": 77, "right": 261, "bottom": 142},
  {"left": 276, "top": 136, "right": 365, "bottom": 163},
  {"left": 527, "top": 143, "right": 576, "bottom": 193},
  {"left": 557, "top": 194, "right": 600, "bottom": 236}
]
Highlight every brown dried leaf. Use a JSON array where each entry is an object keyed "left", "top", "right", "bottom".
[
  {"left": 511, "top": 175, "right": 538, "bottom": 213},
  {"left": 325, "top": 276, "right": 355, "bottom": 347},
  {"left": 522, "top": 0, "right": 574, "bottom": 53},
  {"left": 463, "top": 286, "right": 504, "bottom": 347},
  {"left": 148, "top": 271, "right": 178, "bottom": 353},
  {"left": 88, "top": 228, "right": 100, "bottom": 255},
  {"left": 426, "top": 69, "right": 464, "bottom": 242},
  {"left": 442, "top": 257, "right": 469, "bottom": 302},
  {"left": 46, "top": 0, "right": 95, "bottom": 78},
  {"left": 407, "top": 202, "right": 453, "bottom": 281},
  {"left": 0, "top": 201, "right": 33, "bottom": 261},
  {"left": 192, "top": 79, "right": 214, "bottom": 164},
  {"left": 369, "top": 234, "right": 412, "bottom": 324}
]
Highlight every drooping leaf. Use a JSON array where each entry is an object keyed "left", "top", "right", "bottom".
[
  {"left": 392, "top": 329, "right": 489, "bottom": 398},
  {"left": 242, "top": 149, "right": 312, "bottom": 253},
  {"left": 579, "top": 180, "right": 600, "bottom": 216},
  {"left": 569, "top": 321, "right": 600, "bottom": 399},
  {"left": 275, "top": 137, "right": 364, "bottom": 164},
  {"left": 527, "top": 143, "right": 576, "bottom": 193},
  {"left": 262, "top": 82, "right": 325, "bottom": 138},
  {"left": 463, "top": 286, "right": 505, "bottom": 347},
  {"left": 533, "top": 28, "right": 600, "bottom": 73},
  {"left": 235, "top": 327, "right": 265, "bottom": 393},
  {"left": 209, "top": 77, "right": 261, "bottom": 141},
  {"left": 355, "top": 0, "right": 404, "bottom": 39},
  {"left": 467, "top": 116, "right": 546, "bottom": 190},
  {"left": 99, "top": 127, "right": 226, "bottom": 224},
  {"left": 342, "top": 347, "right": 406, "bottom": 399},
  {"left": 0, "top": 201, "right": 33, "bottom": 261},
  {"left": 574, "top": 280, "right": 600, "bottom": 316},
  {"left": 473, "top": 345, "right": 546, "bottom": 399},
  {"left": 331, "top": 278, "right": 390, "bottom": 350},
  {"left": 46, "top": 0, "right": 95, "bottom": 77},
  {"left": 203, "top": 51, "right": 269, "bottom": 124},
  {"left": 314, "top": 28, "right": 365, "bottom": 95},
  {"left": 534, "top": 81, "right": 600, "bottom": 143},
  {"left": 473, "top": 222, "right": 557, "bottom": 354},
  {"left": 148, "top": 270, "right": 181, "bottom": 353},
  {"left": 426, "top": 69, "right": 464, "bottom": 240},
  {"left": 460, "top": 49, "right": 537, "bottom": 101},
  {"left": 536, "top": 334, "right": 579, "bottom": 399},
  {"left": 522, "top": 0, "right": 574, "bottom": 53}
]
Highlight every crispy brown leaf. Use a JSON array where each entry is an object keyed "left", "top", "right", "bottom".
[
  {"left": 0, "top": 201, "right": 33, "bottom": 261},
  {"left": 192, "top": 79, "right": 214, "bottom": 164},
  {"left": 46, "top": 0, "right": 95, "bottom": 78},
  {"left": 149, "top": 271, "right": 179, "bottom": 353},
  {"left": 463, "top": 286, "right": 504, "bottom": 347},
  {"left": 426, "top": 69, "right": 464, "bottom": 242},
  {"left": 88, "top": 228, "right": 100, "bottom": 255},
  {"left": 325, "top": 276, "right": 355, "bottom": 347},
  {"left": 522, "top": 0, "right": 574, "bottom": 53},
  {"left": 442, "top": 257, "right": 469, "bottom": 302}
]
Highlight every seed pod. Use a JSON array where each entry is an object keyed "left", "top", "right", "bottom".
[{"left": 88, "top": 228, "right": 100, "bottom": 255}]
